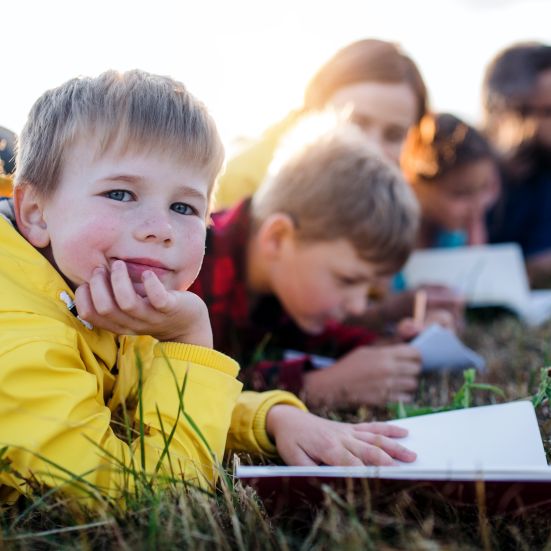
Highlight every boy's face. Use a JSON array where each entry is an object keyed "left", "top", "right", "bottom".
[
  {"left": 270, "top": 237, "right": 377, "bottom": 335},
  {"left": 30, "top": 138, "right": 209, "bottom": 296}
]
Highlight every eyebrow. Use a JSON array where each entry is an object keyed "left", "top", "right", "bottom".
[
  {"left": 335, "top": 269, "right": 372, "bottom": 283},
  {"left": 351, "top": 112, "right": 408, "bottom": 129},
  {"left": 97, "top": 174, "right": 207, "bottom": 200}
]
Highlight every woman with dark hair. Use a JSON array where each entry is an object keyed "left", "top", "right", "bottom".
[
  {"left": 484, "top": 42, "right": 551, "bottom": 287},
  {"left": 214, "top": 39, "right": 428, "bottom": 209}
]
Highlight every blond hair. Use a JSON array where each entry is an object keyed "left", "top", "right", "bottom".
[
  {"left": 252, "top": 116, "right": 419, "bottom": 273},
  {"left": 15, "top": 69, "right": 225, "bottom": 198}
]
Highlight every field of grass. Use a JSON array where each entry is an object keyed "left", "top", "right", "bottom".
[{"left": 1, "top": 314, "right": 551, "bottom": 550}]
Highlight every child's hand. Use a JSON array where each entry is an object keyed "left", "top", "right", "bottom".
[
  {"left": 395, "top": 308, "right": 456, "bottom": 341},
  {"left": 302, "top": 345, "right": 421, "bottom": 408},
  {"left": 356, "top": 285, "right": 465, "bottom": 333},
  {"left": 74, "top": 261, "right": 213, "bottom": 347},
  {"left": 266, "top": 405, "right": 416, "bottom": 466},
  {"left": 420, "top": 285, "right": 466, "bottom": 331}
]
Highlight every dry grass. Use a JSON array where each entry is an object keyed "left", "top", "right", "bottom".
[{"left": 2, "top": 314, "right": 551, "bottom": 550}]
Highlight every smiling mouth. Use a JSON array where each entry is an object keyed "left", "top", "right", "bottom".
[{"left": 114, "top": 258, "right": 173, "bottom": 280}]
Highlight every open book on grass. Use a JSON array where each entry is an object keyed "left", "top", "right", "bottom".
[
  {"left": 401, "top": 243, "right": 551, "bottom": 326},
  {"left": 236, "top": 401, "right": 550, "bottom": 481}
]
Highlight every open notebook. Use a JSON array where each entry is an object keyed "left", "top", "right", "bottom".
[
  {"left": 236, "top": 401, "right": 551, "bottom": 482},
  {"left": 401, "top": 243, "right": 551, "bottom": 326}
]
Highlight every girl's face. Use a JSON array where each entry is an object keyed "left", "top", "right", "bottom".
[
  {"left": 327, "top": 81, "right": 419, "bottom": 165},
  {"left": 413, "top": 158, "right": 500, "bottom": 232}
]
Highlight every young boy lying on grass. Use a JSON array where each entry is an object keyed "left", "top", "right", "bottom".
[
  {"left": 192, "top": 115, "right": 432, "bottom": 409},
  {"left": 0, "top": 71, "right": 416, "bottom": 504}
]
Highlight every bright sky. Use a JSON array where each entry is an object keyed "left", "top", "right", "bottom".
[{"left": 2, "top": 0, "right": 550, "bottom": 150}]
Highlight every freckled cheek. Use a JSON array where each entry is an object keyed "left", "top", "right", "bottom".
[
  {"left": 54, "top": 220, "right": 120, "bottom": 283},
  {"left": 173, "top": 234, "right": 206, "bottom": 290}
]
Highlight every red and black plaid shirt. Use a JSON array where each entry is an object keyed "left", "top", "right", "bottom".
[{"left": 190, "top": 199, "right": 377, "bottom": 395}]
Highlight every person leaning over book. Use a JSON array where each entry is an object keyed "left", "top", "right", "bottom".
[
  {"left": 0, "top": 71, "right": 416, "bottom": 505},
  {"left": 483, "top": 42, "right": 551, "bottom": 288},
  {"left": 192, "top": 115, "right": 434, "bottom": 410}
]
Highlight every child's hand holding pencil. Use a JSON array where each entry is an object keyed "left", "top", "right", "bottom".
[{"left": 396, "top": 289, "right": 458, "bottom": 341}]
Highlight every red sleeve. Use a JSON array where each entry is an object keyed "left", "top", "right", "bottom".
[
  {"left": 247, "top": 323, "right": 378, "bottom": 395},
  {"left": 248, "top": 358, "right": 312, "bottom": 395}
]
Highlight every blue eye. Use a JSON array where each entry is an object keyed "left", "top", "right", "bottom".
[
  {"left": 106, "top": 190, "right": 133, "bottom": 202},
  {"left": 171, "top": 202, "right": 195, "bottom": 215}
]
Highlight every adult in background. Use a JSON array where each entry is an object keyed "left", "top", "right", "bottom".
[
  {"left": 484, "top": 42, "right": 551, "bottom": 287},
  {"left": 214, "top": 38, "right": 428, "bottom": 209}
]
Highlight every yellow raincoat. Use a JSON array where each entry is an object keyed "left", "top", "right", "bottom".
[{"left": 0, "top": 215, "right": 305, "bottom": 502}]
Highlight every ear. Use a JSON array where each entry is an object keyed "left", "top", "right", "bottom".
[
  {"left": 14, "top": 184, "right": 51, "bottom": 248},
  {"left": 256, "top": 213, "right": 297, "bottom": 259}
]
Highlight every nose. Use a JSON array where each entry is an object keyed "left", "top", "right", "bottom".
[
  {"left": 345, "top": 289, "right": 369, "bottom": 317},
  {"left": 361, "top": 127, "right": 384, "bottom": 154},
  {"left": 468, "top": 194, "right": 489, "bottom": 219},
  {"left": 134, "top": 211, "right": 174, "bottom": 245}
]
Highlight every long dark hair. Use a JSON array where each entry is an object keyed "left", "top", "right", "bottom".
[{"left": 401, "top": 112, "right": 495, "bottom": 185}]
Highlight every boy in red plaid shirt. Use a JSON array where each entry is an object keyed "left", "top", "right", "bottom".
[{"left": 191, "top": 117, "right": 425, "bottom": 409}]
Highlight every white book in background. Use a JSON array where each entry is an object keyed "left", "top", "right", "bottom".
[
  {"left": 236, "top": 401, "right": 551, "bottom": 482},
  {"left": 402, "top": 243, "right": 551, "bottom": 326}
]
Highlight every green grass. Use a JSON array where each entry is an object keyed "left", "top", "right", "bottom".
[{"left": 2, "top": 315, "right": 551, "bottom": 550}]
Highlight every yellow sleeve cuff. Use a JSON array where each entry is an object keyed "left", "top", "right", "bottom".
[
  {"left": 251, "top": 390, "right": 308, "bottom": 456},
  {"left": 154, "top": 342, "right": 239, "bottom": 377}
]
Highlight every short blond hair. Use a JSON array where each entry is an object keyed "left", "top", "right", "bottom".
[
  {"left": 252, "top": 116, "right": 419, "bottom": 273},
  {"left": 15, "top": 70, "right": 225, "bottom": 199}
]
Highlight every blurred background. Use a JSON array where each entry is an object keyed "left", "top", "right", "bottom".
[{"left": 2, "top": 0, "right": 550, "bottom": 149}]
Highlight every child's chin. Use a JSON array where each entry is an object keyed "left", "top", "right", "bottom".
[{"left": 297, "top": 318, "right": 326, "bottom": 335}]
